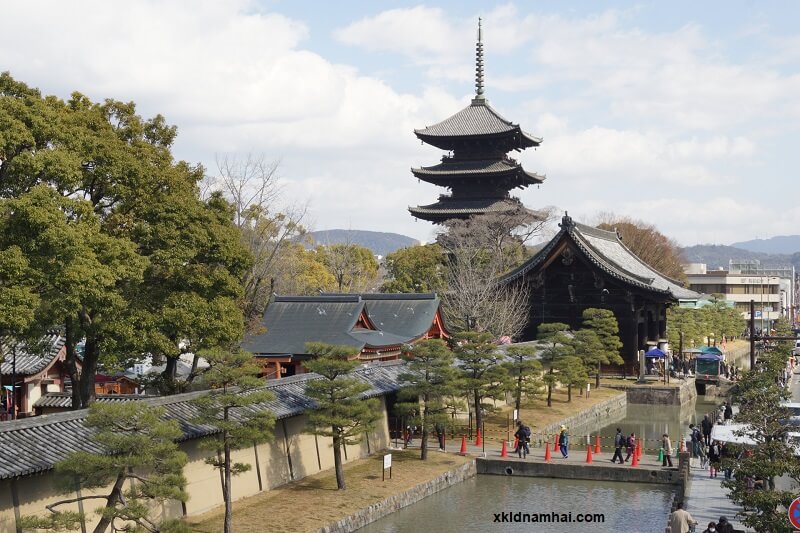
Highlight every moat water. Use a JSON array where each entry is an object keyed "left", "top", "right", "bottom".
[{"left": 361, "top": 393, "right": 720, "bottom": 533}]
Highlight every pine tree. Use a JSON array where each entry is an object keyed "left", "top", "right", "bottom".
[
  {"left": 502, "top": 345, "right": 543, "bottom": 411},
  {"left": 554, "top": 355, "right": 589, "bottom": 402},
  {"left": 536, "top": 323, "right": 574, "bottom": 407},
  {"left": 581, "top": 308, "right": 623, "bottom": 386},
  {"left": 453, "top": 331, "right": 507, "bottom": 432},
  {"left": 192, "top": 348, "right": 275, "bottom": 533},
  {"left": 397, "top": 339, "right": 459, "bottom": 460},
  {"left": 20, "top": 403, "right": 189, "bottom": 533},
  {"left": 304, "top": 342, "right": 381, "bottom": 490}
]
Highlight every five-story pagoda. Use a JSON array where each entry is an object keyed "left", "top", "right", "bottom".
[{"left": 409, "top": 20, "right": 546, "bottom": 224}]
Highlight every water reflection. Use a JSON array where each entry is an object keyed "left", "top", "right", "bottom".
[{"left": 360, "top": 475, "right": 673, "bottom": 533}]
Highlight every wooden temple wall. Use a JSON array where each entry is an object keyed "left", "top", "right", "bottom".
[{"left": 0, "top": 397, "right": 391, "bottom": 532}]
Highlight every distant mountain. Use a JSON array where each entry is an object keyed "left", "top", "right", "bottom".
[
  {"left": 306, "top": 230, "right": 419, "bottom": 257},
  {"left": 681, "top": 244, "right": 800, "bottom": 271},
  {"left": 731, "top": 235, "right": 800, "bottom": 255}
]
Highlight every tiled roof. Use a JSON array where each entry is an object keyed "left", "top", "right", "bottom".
[
  {"left": 33, "top": 393, "right": 154, "bottom": 408},
  {"left": 0, "top": 361, "right": 405, "bottom": 480},
  {"left": 415, "top": 101, "right": 541, "bottom": 149},
  {"left": 361, "top": 293, "right": 445, "bottom": 340},
  {"left": 409, "top": 197, "right": 534, "bottom": 216},
  {"left": 242, "top": 294, "right": 446, "bottom": 356},
  {"left": 501, "top": 215, "right": 700, "bottom": 301},
  {"left": 0, "top": 334, "right": 65, "bottom": 376},
  {"left": 412, "top": 158, "right": 545, "bottom": 186}
]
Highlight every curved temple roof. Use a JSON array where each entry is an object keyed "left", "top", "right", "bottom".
[
  {"left": 414, "top": 100, "right": 541, "bottom": 150},
  {"left": 502, "top": 214, "right": 699, "bottom": 301}
]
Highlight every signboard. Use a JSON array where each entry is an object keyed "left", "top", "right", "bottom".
[
  {"left": 789, "top": 497, "right": 800, "bottom": 528},
  {"left": 513, "top": 409, "right": 518, "bottom": 421},
  {"left": 382, "top": 453, "right": 392, "bottom": 481},
  {"left": 755, "top": 311, "right": 762, "bottom": 318}
]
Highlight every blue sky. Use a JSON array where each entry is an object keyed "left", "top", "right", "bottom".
[{"left": 3, "top": 1, "right": 800, "bottom": 246}]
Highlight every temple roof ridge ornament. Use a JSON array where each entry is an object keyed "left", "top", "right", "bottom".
[
  {"left": 473, "top": 17, "right": 486, "bottom": 104},
  {"left": 560, "top": 211, "right": 575, "bottom": 229}
]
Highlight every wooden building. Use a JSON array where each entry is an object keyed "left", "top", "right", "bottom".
[
  {"left": 241, "top": 293, "right": 450, "bottom": 379},
  {"left": 501, "top": 214, "right": 699, "bottom": 371},
  {"left": 409, "top": 20, "right": 546, "bottom": 223},
  {"left": 0, "top": 334, "right": 72, "bottom": 419}
]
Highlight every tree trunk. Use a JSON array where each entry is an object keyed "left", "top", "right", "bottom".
[
  {"left": 79, "top": 330, "right": 100, "bottom": 408},
  {"left": 515, "top": 371, "right": 523, "bottom": 411},
  {"left": 223, "top": 436, "right": 233, "bottom": 533},
  {"left": 547, "top": 367, "right": 554, "bottom": 407},
  {"left": 92, "top": 471, "right": 126, "bottom": 533},
  {"left": 421, "top": 400, "right": 428, "bottom": 461},
  {"left": 567, "top": 384, "right": 572, "bottom": 402},
  {"left": 162, "top": 357, "right": 179, "bottom": 393},
  {"left": 64, "top": 317, "right": 82, "bottom": 410},
  {"left": 596, "top": 362, "right": 601, "bottom": 389},
  {"left": 332, "top": 432, "right": 346, "bottom": 489}
]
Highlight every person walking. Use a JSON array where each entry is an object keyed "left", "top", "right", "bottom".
[
  {"left": 701, "top": 414, "right": 713, "bottom": 446},
  {"left": 611, "top": 428, "right": 625, "bottom": 464},
  {"left": 708, "top": 440, "right": 721, "bottom": 478},
  {"left": 715, "top": 516, "right": 733, "bottom": 533},
  {"left": 662, "top": 433, "right": 674, "bottom": 467},
  {"left": 624, "top": 432, "right": 636, "bottom": 463},
  {"left": 723, "top": 401, "right": 733, "bottom": 422},
  {"left": 558, "top": 425, "right": 569, "bottom": 458},
  {"left": 668, "top": 502, "right": 697, "bottom": 533},
  {"left": 514, "top": 421, "right": 530, "bottom": 459}
]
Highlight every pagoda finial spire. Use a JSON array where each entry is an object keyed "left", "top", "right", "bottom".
[{"left": 474, "top": 17, "right": 485, "bottom": 101}]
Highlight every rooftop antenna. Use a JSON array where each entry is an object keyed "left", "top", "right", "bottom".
[{"left": 474, "top": 17, "right": 486, "bottom": 102}]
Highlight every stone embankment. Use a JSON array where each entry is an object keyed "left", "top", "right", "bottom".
[
  {"left": 539, "top": 391, "right": 627, "bottom": 438},
  {"left": 313, "top": 460, "right": 477, "bottom": 533}
]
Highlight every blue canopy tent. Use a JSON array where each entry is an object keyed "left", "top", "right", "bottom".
[
  {"left": 645, "top": 347, "right": 666, "bottom": 358},
  {"left": 699, "top": 346, "right": 724, "bottom": 356}
]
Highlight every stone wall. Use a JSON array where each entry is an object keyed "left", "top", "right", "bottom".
[
  {"left": 539, "top": 392, "right": 627, "bottom": 438},
  {"left": 477, "top": 457, "right": 681, "bottom": 485},
  {"left": 623, "top": 379, "right": 697, "bottom": 406},
  {"left": 313, "top": 460, "right": 477, "bottom": 533}
]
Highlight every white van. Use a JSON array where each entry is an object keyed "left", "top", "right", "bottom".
[{"left": 793, "top": 340, "right": 800, "bottom": 357}]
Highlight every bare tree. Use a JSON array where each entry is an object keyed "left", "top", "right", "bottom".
[
  {"left": 438, "top": 209, "right": 551, "bottom": 339},
  {"left": 212, "top": 154, "right": 308, "bottom": 325},
  {"left": 594, "top": 212, "right": 687, "bottom": 283}
]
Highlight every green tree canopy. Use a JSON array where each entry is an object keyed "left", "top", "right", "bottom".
[
  {"left": 304, "top": 342, "right": 381, "bottom": 490},
  {"left": 536, "top": 323, "right": 575, "bottom": 407},
  {"left": 317, "top": 243, "right": 379, "bottom": 293},
  {"left": 554, "top": 355, "right": 589, "bottom": 402},
  {"left": 380, "top": 244, "right": 447, "bottom": 294},
  {"left": 502, "top": 345, "right": 543, "bottom": 411},
  {"left": 397, "top": 339, "right": 459, "bottom": 460},
  {"left": 20, "top": 402, "right": 189, "bottom": 533},
  {"left": 192, "top": 348, "right": 275, "bottom": 533},
  {"left": 453, "top": 331, "right": 507, "bottom": 430}
]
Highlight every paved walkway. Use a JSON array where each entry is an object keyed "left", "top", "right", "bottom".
[{"left": 685, "top": 465, "right": 752, "bottom": 532}]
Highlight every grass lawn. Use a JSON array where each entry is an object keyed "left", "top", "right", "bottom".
[
  {"left": 186, "top": 450, "right": 471, "bottom": 533},
  {"left": 479, "top": 385, "right": 622, "bottom": 444}
]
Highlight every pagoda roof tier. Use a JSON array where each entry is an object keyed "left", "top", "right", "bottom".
[
  {"left": 414, "top": 100, "right": 541, "bottom": 151},
  {"left": 411, "top": 158, "right": 545, "bottom": 187},
  {"left": 408, "top": 197, "right": 541, "bottom": 223}
]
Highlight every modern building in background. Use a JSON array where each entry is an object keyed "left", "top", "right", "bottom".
[{"left": 685, "top": 260, "right": 797, "bottom": 331}]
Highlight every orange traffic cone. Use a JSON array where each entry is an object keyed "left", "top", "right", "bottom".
[
  {"left": 553, "top": 434, "right": 559, "bottom": 452},
  {"left": 631, "top": 448, "right": 639, "bottom": 467},
  {"left": 637, "top": 440, "right": 642, "bottom": 460},
  {"left": 594, "top": 435, "right": 601, "bottom": 454},
  {"left": 500, "top": 440, "right": 508, "bottom": 458},
  {"left": 544, "top": 439, "right": 551, "bottom": 462},
  {"left": 459, "top": 436, "right": 467, "bottom": 456},
  {"left": 474, "top": 428, "right": 483, "bottom": 447},
  {"left": 586, "top": 444, "right": 593, "bottom": 464}
]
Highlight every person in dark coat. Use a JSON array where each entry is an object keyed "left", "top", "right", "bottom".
[
  {"left": 611, "top": 428, "right": 625, "bottom": 464},
  {"left": 723, "top": 401, "right": 733, "bottom": 421},
  {"left": 708, "top": 441, "right": 721, "bottom": 478},
  {"left": 701, "top": 522, "right": 717, "bottom": 533},
  {"left": 716, "top": 516, "right": 734, "bottom": 533},
  {"left": 624, "top": 433, "right": 636, "bottom": 462},
  {"left": 701, "top": 414, "right": 713, "bottom": 445}
]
